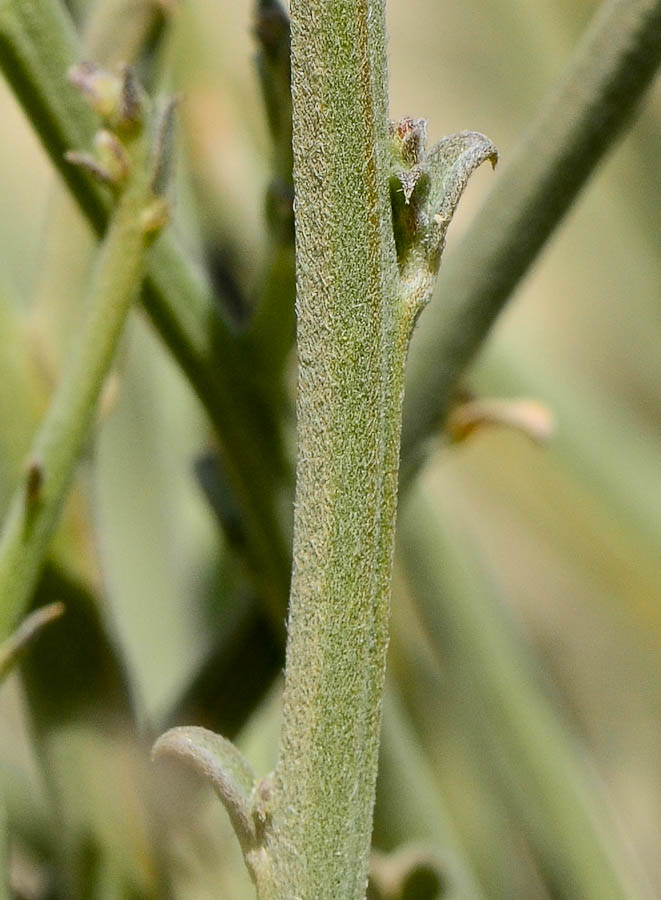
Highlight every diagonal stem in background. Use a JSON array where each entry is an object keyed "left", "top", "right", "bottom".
[
  {"left": 401, "top": 0, "right": 661, "bottom": 472},
  {"left": 0, "top": 0, "right": 291, "bottom": 621},
  {"left": 0, "top": 121, "right": 160, "bottom": 638},
  {"left": 398, "top": 481, "right": 655, "bottom": 900}
]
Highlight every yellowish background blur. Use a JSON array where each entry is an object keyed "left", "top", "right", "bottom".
[{"left": 1, "top": 0, "right": 659, "bottom": 897}]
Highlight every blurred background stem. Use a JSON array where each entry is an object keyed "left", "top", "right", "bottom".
[
  {"left": 398, "top": 479, "right": 653, "bottom": 900},
  {"left": 0, "top": 133, "right": 158, "bottom": 639},
  {"left": 402, "top": 0, "right": 661, "bottom": 474},
  {"left": 1, "top": 0, "right": 660, "bottom": 896},
  {"left": 0, "top": 0, "right": 291, "bottom": 619}
]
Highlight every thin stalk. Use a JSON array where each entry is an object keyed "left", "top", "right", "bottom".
[
  {"left": 264, "top": 2, "right": 406, "bottom": 897},
  {"left": 0, "top": 142, "right": 155, "bottom": 639},
  {"left": 398, "top": 480, "right": 653, "bottom": 900},
  {"left": 401, "top": 0, "right": 661, "bottom": 470},
  {"left": 0, "top": 0, "right": 290, "bottom": 618}
]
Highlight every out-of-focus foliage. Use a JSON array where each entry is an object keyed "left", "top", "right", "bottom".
[{"left": 0, "top": 0, "right": 659, "bottom": 898}]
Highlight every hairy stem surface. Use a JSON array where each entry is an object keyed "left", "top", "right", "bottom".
[{"left": 264, "top": 2, "right": 409, "bottom": 898}]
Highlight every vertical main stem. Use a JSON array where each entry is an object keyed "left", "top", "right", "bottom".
[{"left": 266, "top": 2, "right": 406, "bottom": 899}]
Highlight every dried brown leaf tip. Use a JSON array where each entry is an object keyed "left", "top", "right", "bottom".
[
  {"left": 447, "top": 396, "right": 555, "bottom": 445},
  {"left": 25, "top": 457, "right": 43, "bottom": 505}
]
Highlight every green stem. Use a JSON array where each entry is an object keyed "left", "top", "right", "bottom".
[
  {"left": 0, "top": 154, "right": 154, "bottom": 640},
  {"left": 399, "top": 481, "right": 652, "bottom": 900},
  {"left": 0, "top": 0, "right": 291, "bottom": 618},
  {"left": 264, "top": 2, "right": 410, "bottom": 897},
  {"left": 401, "top": 0, "right": 661, "bottom": 470},
  {"left": 246, "top": 0, "right": 296, "bottom": 377}
]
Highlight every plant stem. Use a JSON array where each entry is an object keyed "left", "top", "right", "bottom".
[
  {"left": 0, "top": 150, "right": 154, "bottom": 640},
  {"left": 399, "top": 481, "right": 653, "bottom": 900},
  {"left": 401, "top": 0, "right": 661, "bottom": 471},
  {"left": 0, "top": 0, "right": 291, "bottom": 618},
  {"left": 263, "top": 2, "right": 414, "bottom": 897}
]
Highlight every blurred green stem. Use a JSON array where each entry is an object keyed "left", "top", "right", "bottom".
[
  {"left": 0, "top": 139, "right": 156, "bottom": 639},
  {"left": 401, "top": 0, "right": 661, "bottom": 472},
  {"left": 0, "top": 0, "right": 291, "bottom": 618},
  {"left": 376, "top": 686, "right": 486, "bottom": 900},
  {"left": 398, "top": 480, "right": 652, "bottom": 900},
  {"left": 246, "top": 0, "right": 295, "bottom": 376}
]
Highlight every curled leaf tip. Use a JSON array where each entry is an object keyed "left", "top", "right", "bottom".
[
  {"left": 427, "top": 130, "right": 498, "bottom": 236},
  {"left": 65, "top": 149, "right": 114, "bottom": 185},
  {"left": 153, "top": 725, "right": 257, "bottom": 851},
  {"left": 0, "top": 602, "right": 65, "bottom": 683},
  {"left": 389, "top": 119, "right": 497, "bottom": 321}
]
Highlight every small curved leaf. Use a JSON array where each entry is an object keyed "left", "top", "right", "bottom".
[
  {"left": 152, "top": 725, "right": 257, "bottom": 851},
  {"left": 427, "top": 130, "right": 498, "bottom": 236},
  {"left": 0, "top": 602, "right": 65, "bottom": 683},
  {"left": 388, "top": 119, "right": 497, "bottom": 317}
]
